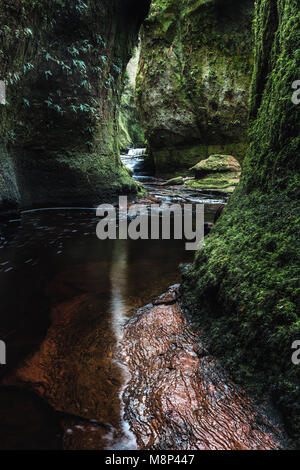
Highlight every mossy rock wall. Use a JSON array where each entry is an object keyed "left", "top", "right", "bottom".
[
  {"left": 119, "top": 46, "right": 145, "bottom": 150},
  {"left": 136, "top": 0, "right": 254, "bottom": 174},
  {"left": 0, "top": 0, "right": 150, "bottom": 210},
  {"left": 0, "top": 145, "right": 20, "bottom": 211},
  {"left": 182, "top": 0, "right": 300, "bottom": 443}
]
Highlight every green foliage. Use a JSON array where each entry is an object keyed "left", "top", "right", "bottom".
[
  {"left": 0, "top": 0, "right": 151, "bottom": 206},
  {"left": 119, "top": 71, "right": 145, "bottom": 149},
  {"left": 0, "top": 0, "right": 132, "bottom": 144}
]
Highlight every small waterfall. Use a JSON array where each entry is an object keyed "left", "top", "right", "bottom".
[
  {"left": 127, "top": 148, "right": 146, "bottom": 157},
  {"left": 121, "top": 147, "right": 155, "bottom": 182}
]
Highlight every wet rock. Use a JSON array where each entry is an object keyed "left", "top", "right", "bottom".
[
  {"left": 204, "top": 222, "right": 214, "bottom": 236},
  {"left": 136, "top": 0, "right": 254, "bottom": 173},
  {"left": 165, "top": 177, "right": 184, "bottom": 186},
  {"left": 60, "top": 416, "right": 133, "bottom": 451},
  {"left": 189, "top": 155, "right": 241, "bottom": 177},
  {"left": 185, "top": 155, "right": 241, "bottom": 193},
  {"left": 131, "top": 194, "right": 161, "bottom": 206},
  {"left": 119, "top": 288, "right": 286, "bottom": 450},
  {"left": 152, "top": 284, "right": 180, "bottom": 305}
]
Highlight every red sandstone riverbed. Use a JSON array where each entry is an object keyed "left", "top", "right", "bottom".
[
  {"left": 119, "top": 285, "right": 285, "bottom": 450},
  {"left": 1, "top": 263, "right": 286, "bottom": 450},
  {"left": 0, "top": 198, "right": 287, "bottom": 450}
]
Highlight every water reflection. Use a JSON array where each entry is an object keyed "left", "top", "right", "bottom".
[
  {"left": 108, "top": 240, "right": 138, "bottom": 450},
  {"left": 0, "top": 203, "right": 216, "bottom": 449},
  {"left": 109, "top": 240, "right": 129, "bottom": 341}
]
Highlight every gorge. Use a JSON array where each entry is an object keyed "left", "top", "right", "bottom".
[{"left": 0, "top": 0, "right": 299, "bottom": 452}]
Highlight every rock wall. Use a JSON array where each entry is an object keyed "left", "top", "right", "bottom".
[
  {"left": 182, "top": 0, "right": 300, "bottom": 443},
  {"left": 0, "top": 0, "right": 150, "bottom": 210},
  {"left": 118, "top": 46, "right": 145, "bottom": 150},
  {"left": 136, "top": 0, "right": 254, "bottom": 174},
  {"left": 0, "top": 148, "right": 20, "bottom": 211}
]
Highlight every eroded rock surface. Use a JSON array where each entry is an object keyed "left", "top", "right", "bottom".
[{"left": 119, "top": 285, "right": 286, "bottom": 450}]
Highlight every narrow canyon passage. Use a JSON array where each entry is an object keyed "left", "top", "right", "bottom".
[
  {"left": 0, "top": 159, "right": 286, "bottom": 449},
  {"left": 0, "top": 0, "right": 299, "bottom": 453}
]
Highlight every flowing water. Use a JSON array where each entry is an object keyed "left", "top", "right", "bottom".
[{"left": 0, "top": 155, "right": 227, "bottom": 450}]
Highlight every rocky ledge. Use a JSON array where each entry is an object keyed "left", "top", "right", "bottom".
[{"left": 119, "top": 285, "right": 286, "bottom": 450}]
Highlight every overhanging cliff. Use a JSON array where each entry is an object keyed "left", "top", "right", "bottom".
[{"left": 0, "top": 0, "right": 150, "bottom": 210}]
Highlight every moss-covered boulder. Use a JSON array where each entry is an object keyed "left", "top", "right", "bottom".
[
  {"left": 190, "top": 154, "right": 241, "bottom": 177},
  {"left": 0, "top": 0, "right": 150, "bottom": 210},
  {"left": 136, "top": 0, "right": 254, "bottom": 174},
  {"left": 166, "top": 176, "right": 184, "bottom": 185},
  {"left": 186, "top": 154, "right": 241, "bottom": 192},
  {"left": 182, "top": 0, "right": 300, "bottom": 443},
  {"left": 185, "top": 172, "right": 240, "bottom": 193}
]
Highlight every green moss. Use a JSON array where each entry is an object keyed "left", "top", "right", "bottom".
[
  {"left": 184, "top": 172, "right": 239, "bottom": 191},
  {"left": 182, "top": 190, "right": 300, "bottom": 440},
  {"left": 152, "top": 144, "right": 208, "bottom": 173},
  {"left": 0, "top": 145, "right": 20, "bottom": 209},
  {"left": 189, "top": 154, "right": 241, "bottom": 176},
  {"left": 152, "top": 142, "right": 247, "bottom": 174},
  {"left": 118, "top": 50, "right": 145, "bottom": 150},
  {"left": 136, "top": 0, "right": 254, "bottom": 174},
  {"left": 166, "top": 176, "right": 184, "bottom": 185},
  {"left": 182, "top": 0, "right": 300, "bottom": 443},
  {"left": 0, "top": 0, "right": 150, "bottom": 208}
]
